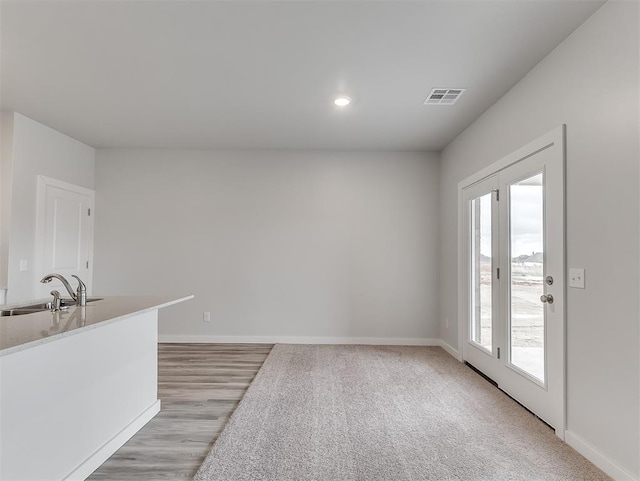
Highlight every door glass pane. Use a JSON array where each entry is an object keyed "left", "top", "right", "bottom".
[
  {"left": 470, "top": 193, "right": 492, "bottom": 351},
  {"left": 509, "top": 173, "right": 544, "bottom": 382}
]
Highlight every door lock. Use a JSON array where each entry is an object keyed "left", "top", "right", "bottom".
[{"left": 540, "top": 294, "right": 554, "bottom": 304}]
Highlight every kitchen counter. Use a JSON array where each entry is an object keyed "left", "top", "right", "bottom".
[
  {"left": 0, "top": 295, "right": 193, "bottom": 357},
  {"left": 0, "top": 294, "right": 194, "bottom": 480}
]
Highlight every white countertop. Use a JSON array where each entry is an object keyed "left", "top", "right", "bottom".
[{"left": 0, "top": 295, "right": 194, "bottom": 357}]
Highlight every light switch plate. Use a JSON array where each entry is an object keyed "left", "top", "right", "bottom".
[
  {"left": 19, "top": 259, "right": 28, "bottom": 272},
  {"left": 569, "top": 268, "right": 585, "bottom": 289}
]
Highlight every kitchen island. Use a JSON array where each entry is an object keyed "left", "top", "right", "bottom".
[{"left": 0, "top": 295, "right": 193, "bottom": 480}]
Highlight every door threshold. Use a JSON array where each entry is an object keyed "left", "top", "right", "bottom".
[
  {"left": 465, "top": 361, "right": 498, "bottom": 387},
  {"left": 464, "top": 361, "right": 555, "bottom": 433}
]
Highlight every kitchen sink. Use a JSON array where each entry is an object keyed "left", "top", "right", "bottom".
[
  {"left": 0, "top": 298, "right": 104, "bottom": 316},
  {"left": 0, "top": 308, "right": 44, "bottom": 317}
]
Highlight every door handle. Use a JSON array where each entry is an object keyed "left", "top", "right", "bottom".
[{"left": 540, "top": 294, "right": 554, "bottom": 304}]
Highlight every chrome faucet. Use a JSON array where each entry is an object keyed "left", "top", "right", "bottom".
[
  {"left": 40, "top": 273, "right": 87, "bottom": 307},
  {"left": 72, "top": 275, "right": 87, "bottom": 307},
  {"left": 50, "top": 289, "right": 62, "bottom": 311}
]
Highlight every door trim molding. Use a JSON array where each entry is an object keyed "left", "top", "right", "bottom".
[
  {"left": 457, "top": 125, "right": 566, "bottom": 436},
  {"left": 457, "top": 126, "right": 563, "bottom": 192}
]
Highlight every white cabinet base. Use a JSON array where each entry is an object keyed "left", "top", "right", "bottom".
[
  {"left": 0, "top": 310, "right": 160, "bottom": 480},
  {"left": 65, "top": 400, "right": 160, "bottom": 481}
]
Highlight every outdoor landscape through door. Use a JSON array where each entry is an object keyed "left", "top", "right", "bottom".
[
  {"left": 460, "top": 126, "right": 565, "bottom": 438},
  {"left": 507, "top": 172, "right": 545, "bottom": 382}
]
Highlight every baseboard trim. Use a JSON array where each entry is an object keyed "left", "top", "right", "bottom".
[
  {"left": 438, "top": 340, "right": 461, "bottom": 361},
  {"left": 158, "top": 335, "right": 441, "bottom": 346},
  {"left": 564, "top": 430, "right": 637, "bottom": 481},
  {"left": 64, "top": 400, "right": 161, "bottom": 481}
]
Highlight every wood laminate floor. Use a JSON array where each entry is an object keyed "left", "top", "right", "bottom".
[{"left": 89, "top": 343, "right": 273, "bottom": 480}]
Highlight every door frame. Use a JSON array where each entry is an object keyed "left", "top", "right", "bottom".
[
  {"left": 34, "top": 175, "right": 95, "bottom": 297},
  {"left": 457, "top": 125, "right": 566, "bottom": 438}
]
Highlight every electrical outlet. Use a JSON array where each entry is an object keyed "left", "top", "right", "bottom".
[
  {"left": 203, "top": 312, "right": 211, "bottom": 322},
  {"left": 445, "top": 318, "right": 449, "bottom": 329},
  {"left": 569, "top": 268, "right": 585, "bottom": 289}
]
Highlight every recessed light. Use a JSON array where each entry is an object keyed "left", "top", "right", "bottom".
[{"left": 334, "top": 96, "right": 351, "bottom": 107}]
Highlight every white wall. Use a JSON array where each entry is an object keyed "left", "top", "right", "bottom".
[
  {"left": 2, "top": 113, "right": 96, "bottom": 304},
  {"left": 439, "top": 1, "right": 639, "bottom": 478},
  {"left": 94, "top": 150, "right": 440, "bottom": 343}
]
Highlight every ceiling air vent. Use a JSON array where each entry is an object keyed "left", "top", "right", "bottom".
[{"left": 424, "top": 88, "right": 466, "bottom": 105}]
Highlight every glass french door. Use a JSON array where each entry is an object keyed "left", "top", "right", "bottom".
[
  {"left": 462, "top": 128, "right": 565, "bottom": 437},
  {"left": 464, "top": 175, "right": 499, "bottom": 380},
  {"left": 507, "top": 172, "right": 545, "bottom": 383}
]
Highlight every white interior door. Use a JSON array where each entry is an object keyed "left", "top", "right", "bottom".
[
  {"left": 460, "top": 126, "right": 565, "bottom": 437},
  {"left": 35, "top": 176, "right": 95, "bottom": 299}
]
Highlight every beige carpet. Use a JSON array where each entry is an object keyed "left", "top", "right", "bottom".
[{"left": 194, "top": 345, "right": 609, "bottom": 481}]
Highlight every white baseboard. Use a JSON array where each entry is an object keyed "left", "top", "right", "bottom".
[
  {"left": 64, "top": 400, "right": 161, "bottom": 481},
  {"left": 158, "top": 334, "right": 441, "bottom": 346},
  {"left": 438, "top": 340, "right": 461, "bottom": 361},
  {"left": 564, "top": 430, "right": 637, "bottom": 481}
]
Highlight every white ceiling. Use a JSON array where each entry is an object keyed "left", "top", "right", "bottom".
[{"left": 0, "top": 0, "right": 605, "bottom": 151}]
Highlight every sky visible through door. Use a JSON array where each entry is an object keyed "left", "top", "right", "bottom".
[
  {"left": 472, "top": 174, "right": 545, "bottom": 381},
  {"left": 509, "top": 173, "right": 544, "bottom": 382}
]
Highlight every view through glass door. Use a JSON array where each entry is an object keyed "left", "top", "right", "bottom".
[
  {"left": 461, "top": 127, "right": 565, "bottom": 438},
  {"left": 464, "top": 176, "right": 499, "bottom": 381},
  {"left": 508, "top": 173, "right": 545, "bottom": 382}
]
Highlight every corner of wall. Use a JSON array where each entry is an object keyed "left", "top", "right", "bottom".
[
  {"left": 3, "top": 112, "right": 96, "bottom": 304},
  {"left": 0, "top": 111, "right": 15, "bottom": 292}
]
